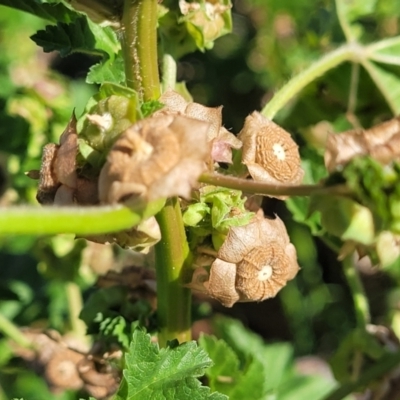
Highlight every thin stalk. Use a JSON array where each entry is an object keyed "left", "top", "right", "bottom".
[
  {"left": 323, "top": 351, "right": 400, "bottom": 400},
  {"left": 66, "top": 282, "right": 88, "bottom": 344},
  {"left": 347, "top": 62, "right": 360, "bottom": 116},
  {"left": 0, "top": 313, "right": 33, "bottom": 349},
  {"left": 155, "top": 198, "right": 192, "bottom": 347},
  {"left": 342, "top": 256, "right": 370, "bottom": 328},
  {"left": 162, "top": 53, "right": 177, "bottom": 92},
  {"left": 121, "top": 0, "right": 160, "bottom": 100},
  {"left": 261, "top": 43, "right": 363, "bottom": 119},
  {"left": 199, "top": 172, "right": 351, "bottom": 197},
  {"left": 335, "top": 0, "right": 354, "bottom": 43}
]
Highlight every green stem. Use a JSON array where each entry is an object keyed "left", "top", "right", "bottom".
[
  {"left": 261, "top": 43, "right": 363, "bottom": 119},
  {"left": 335, "top": 0, "right": 355, "bottom": 43},
  {"left": 199, "top": 172, "right": 351, "bottom": 197},
  {"left": 342, "top": 256, "right": 370, "bottom": 328},
  {"left": 0, "top": 205, "right": 154, "bottom": 235},
  {"left": 0, "top": 313, "right": 33, "bottom": 349},
  {"left": 66, "top": 282, "right": 88, "bottom": 343},
  {"left": 323, "top": 351, "right": 400, "bottom": 400},
  {"left": 121, "top": 0, "right": 160, "bottom": 100},
  {"left": 155, "top": 198, "right": 192, "bottom": 347},
  {"left": 162, "top": 53, "right": 177, "bottom": 92}
]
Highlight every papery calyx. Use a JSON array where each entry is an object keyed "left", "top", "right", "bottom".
[
  {"left": 98, "top": 113, "right": 211, "bottom": 204},
  {"left": 238, "top": 112, "right": 304, "bottom": 195},
  {"left": 154, "top": 89, "right": 241, "bottom": 164},
  {"left": 191, "top": 215, "right": 300, "bottom": 307}
]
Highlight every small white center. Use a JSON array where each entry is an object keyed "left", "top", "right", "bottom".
[
  {"left": 258, "top": 265, "right": 273, "bottom": 281},
  {"left": 272, "top": 143, "right": 286, "bottom": 161}
]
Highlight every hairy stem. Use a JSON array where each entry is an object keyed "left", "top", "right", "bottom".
[
  {"left": 262, "top": 43, "right": 363, "bottom": 119},
  {"left": 155, "top": 198, "right": 192, "bottom": 347},
  {"left": 121, "top": 0, "right": 160, "bottom": 100},
  {"left": 0, "top": 313, "right": 33, "bottom": 349},
  {"left": 199, "top": 172, "right": 351, "bottom": 197}
]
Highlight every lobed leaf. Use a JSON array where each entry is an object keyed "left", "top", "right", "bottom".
[
  {"left": 118, "top": 330, "right": 227, "bottom": 400},
  {"left": 31, "top": 15, "right": 120, "bottom": 59},
  {"left": 0, "top": 0, "right": 77, "bottom": 23}
]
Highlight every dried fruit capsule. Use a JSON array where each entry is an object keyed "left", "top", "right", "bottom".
[{"left": 238, "top": 112, "right": 303, "bottom": 193}]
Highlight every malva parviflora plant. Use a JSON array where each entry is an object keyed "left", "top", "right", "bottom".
[{"left": 2, "top": 0, "right": 400, "bottom": 399}]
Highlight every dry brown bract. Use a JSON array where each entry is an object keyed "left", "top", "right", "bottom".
[
  {"left": 238, "top": 112, "right": 304, "bottom": 193},
  {"left": 325, "top": 117, "right": 400, "bottom": 172},
  {"left": 154, "top": 89, "right": 242, "bottom": 163},
  {"left": 14, "top": 329, "right": 119, "bottom": 398},
  {"left": 191, "top": 215, "right": 300, "bottom": 307},
  {"left": 98, "top": 114, "right": 211, "bottom": 203},
  {"left": 34, "top": 114, "right": 98, "bottom": 205}
]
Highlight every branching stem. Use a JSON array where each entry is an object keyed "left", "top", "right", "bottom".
[{"left": 262, "top": 43, "right": 364, "bottom": 119}]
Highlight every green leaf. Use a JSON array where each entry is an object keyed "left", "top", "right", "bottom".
[
  {"left": 0, "top": 0, "right": 77, "bottom": 23},
  {"left": 199, "top": 335, "right": 268, "bottom": 399},
  {"left": 213, "top": 317, "right": 293, "bottom": 392},
  {"left": 117, "top": 330, "right": 227, "bottom": 400},
  {"left": 87, "top": 51, "right": 125, "bottom": 84},
  {"left": 31, "top": 15, "right": 119, "bottom": 59},
  {"left": 362, "top": 59, "right": 400, "bottom": 114},
  {"left": 330, "top": 328, "right": 385, "bottom": 384},
  {"left": 183, "top": 203, "right": 211, "bottom": 226},
  {"left": 199, "top": 335, "right": 240, "bottom": 391},
  {"left": 277, "top": 375, "right": 337, "bottom": 400},
  {"left": 310, "top": 195, "right": 375, "bottom": 245},
  {"left": 368, "top": 36, "right": 400, "bottom": 67}
]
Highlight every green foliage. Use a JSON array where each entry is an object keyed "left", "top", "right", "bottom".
[
  {"left": 159, "top": 0, "right": 232, "bottom": 58},
  {"left": 183, "top": 186, "right": 254, "bottom": 249},
  {"left": 2, "top": 0, "right": 400, "bottom": 399},
  {"left": 199, "top": 334, "right": 267, "bottom": 399},
  {"left": 31, "top": 15, "right": 122, "bottom": 84},
  {"left": 212, "top": 317, "right": 340, "bottom": 399},
  {"left": 0, "top": 0, "right": 77, "bottom": 23},
  {"left": 77, "top": 83, "right": 141, "bottom": 158},
  {"left": 115, "top": 329, "right": 227, "bottom": 400}
]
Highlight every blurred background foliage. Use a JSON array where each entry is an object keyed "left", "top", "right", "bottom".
[{"left": 1, "top": 0, "right": 400, "bottom": 399}]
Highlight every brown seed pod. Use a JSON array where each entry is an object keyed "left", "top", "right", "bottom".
[
  {"left": 154, "top": 89, "right": 241, "bottom": 163},
  {"left": 238, "top": 112, "right": 303, "bottom": 192},
  {"left": 99, "top": 114, "right": 211, "bottom": 203},
  {"left": 324, "top": 116, "right": 400, "bottom": 171},
  {"left": 205, "top": 259, "right": 240, "bottom": 308},
  {"left": 34, "top": 114, "right": 99, "bottom": 206},
  {"left": 45, "top": 349, "right": 84, "bottom": 391},
  {"left": 203, "top": 215, "right": 300, "bottom": 307},
  {"left": 236, "top": 242, "right": 298, "bottom": 301}
]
